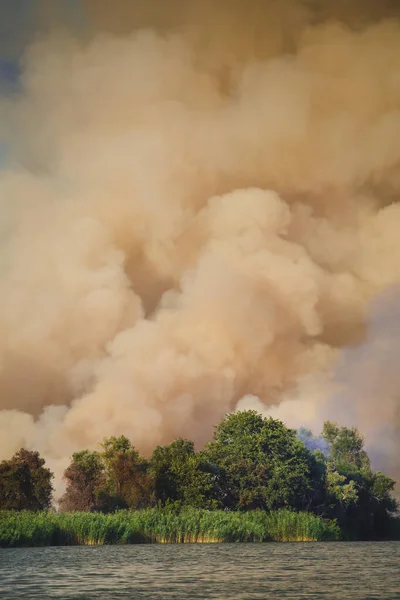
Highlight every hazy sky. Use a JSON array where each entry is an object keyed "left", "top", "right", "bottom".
[{"left": 0, "top": 0, "right": 399, "bottom": 493}]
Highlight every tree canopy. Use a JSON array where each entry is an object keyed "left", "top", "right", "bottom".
[
  {"left": 203, "top": 411, "right": 316, "bottom": 511},
  {"left": 0, "top": 412, "right": 398, "bottom": 540},
  {"left": 150, "top": 438, "right": 219, "bottom": 509},
  {"left": 60, "top": 436, "right": 153, "bottom": 512},
  {"left": 0, "top": 449, "right": 53, "bottom": 511},
  {"left": 59, "top": 450, "right": 105, "bottom": 512},
  {"left": 319, "top": 422, "right": 397, "bottom": 539}
]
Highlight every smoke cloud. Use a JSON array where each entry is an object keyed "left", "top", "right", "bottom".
[{"left": 0, "top": 0, "right": 400, "bottom": 490}]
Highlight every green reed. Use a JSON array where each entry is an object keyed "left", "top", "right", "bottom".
[{"left": 0, "top": 508, "right": 341, "bottom": 547}]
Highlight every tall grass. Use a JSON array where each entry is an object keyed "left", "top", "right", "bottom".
[{"left": 0, "top": 508, "right": 340, "bottom": 547}]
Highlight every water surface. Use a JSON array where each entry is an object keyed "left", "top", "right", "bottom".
[{"left": 0, "top": 542, "right": 399, "bottom": 599}]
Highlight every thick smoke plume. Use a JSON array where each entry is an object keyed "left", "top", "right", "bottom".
[{"left": 0, "top": 0, "right": 400, "bottom": 489}]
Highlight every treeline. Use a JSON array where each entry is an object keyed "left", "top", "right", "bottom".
[{"left": 0, "top": 411, "right": 398, "bottom": 540}]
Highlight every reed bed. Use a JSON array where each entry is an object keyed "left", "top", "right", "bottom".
[{"left": 0, "top": 508, "right": 341, "bottom": 547}]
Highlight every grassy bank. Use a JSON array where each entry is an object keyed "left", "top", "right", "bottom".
[{"left": 0, "top": 509, "right": 341, "bottom": 547}]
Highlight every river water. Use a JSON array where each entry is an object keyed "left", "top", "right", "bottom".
[{"left": 0, "top": 542, "right": 399, "bottom": 599}]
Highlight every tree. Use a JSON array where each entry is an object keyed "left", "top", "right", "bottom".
[
  {"left": 59, "top": 450, "right": 105, "bottom": 512},
  {"left": 150, "top": 438, "right": 219, "bottom": 509},
  {"left": 0, "top": 449, "right": 53, "bottom": 511},
  {"left": 322, "top": 421, "right": 370, "bottom": 471},
  {"left": 320, "top": 421, "right": 398, "bottom": 539},
  {"left": 98, "top": 436, "right": 154, "bottom": 510},
  {"left": 204, "top": 411, "right": 316, "bottom": 511}
]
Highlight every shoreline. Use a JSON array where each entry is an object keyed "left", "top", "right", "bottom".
[
  {"left": 0, "top": 508, "right": 341, "bottom": 547},
  {"left": 2, "top": 507, "right": 399, "bottom": 548}
]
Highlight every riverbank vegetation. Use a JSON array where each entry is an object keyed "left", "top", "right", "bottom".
[
  {"left": 0, "top": 411, "right": 399, "bottom": 545},
  {"left": 0, "top": 508, "right": 340, "bottom": 547}
]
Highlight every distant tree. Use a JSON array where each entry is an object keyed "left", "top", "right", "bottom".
[
  {"left": 98, "top": 436, "right": 154, "bottom": 511},
  {"left": 320, "top": 421, "right": 398, "bottom": 539},
  {"left": 204, "top": 411, "right": 315, "bottom": 511},
  {"left": 59, "top": 450, "right": 105, "bottom": 512},
  {"left": 322, "top": 421, "right": 370, "bottom": 471},
  {"left": 150, "top": 438, "right": 219, "bottom": 509},
  {"left": 0, "top": 449, "right": 53, "bottom": 511}
]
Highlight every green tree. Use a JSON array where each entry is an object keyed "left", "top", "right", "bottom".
[
  {"left": 59, "top": 450, "right": 105, "bottom": 512},
  {"left": 204, "top": 411, "right": 315, "bottom": 511},
  {"left": 321, "top": 421, "right": 398, "bottom": 539},
  {"left": 98, "top": 436, "right": 154, "bottom": 510},
  {"left": 0, "top": 449, "right": 53, "bottom": 511},
  {"left": 150, "top": 438, "right": 219, "bottom": 509},
  {"left": 322, "top": 421, "right": 370, "bottom": 471}
]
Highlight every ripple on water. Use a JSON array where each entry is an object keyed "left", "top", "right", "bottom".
[{"left": 0, "top": 542, "right": 399, "bottom": 599}]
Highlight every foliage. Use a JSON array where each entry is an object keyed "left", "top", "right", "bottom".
[
  {"left": 322, "top": 421, "right": 370, "bottom": 471},
  {"left": 0, "top": 412, "right": 397, "bottom": 542},
  {"left": 0, "top": 508, "right": 341, "bottom": 547},
  {"left": 204, "top": 411, "right": 316, "bottom": 511},
  {"left": 0, "top": 449, "right": 53, "bottom": 511},
  {"left": 59, "top": 437, "right": 154, "bottom": 512},
  {"left": 59, "top": 450, "right": 105, "bottom": 512},
  {"left": 97, "top": 436, "right": 154, "bottom": 511},
  {"left": 320, "top": 422, "right": 398, "bottom": 539},
  {"left": 150, "top": 438, "right": 220, "bottom": 509}
]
